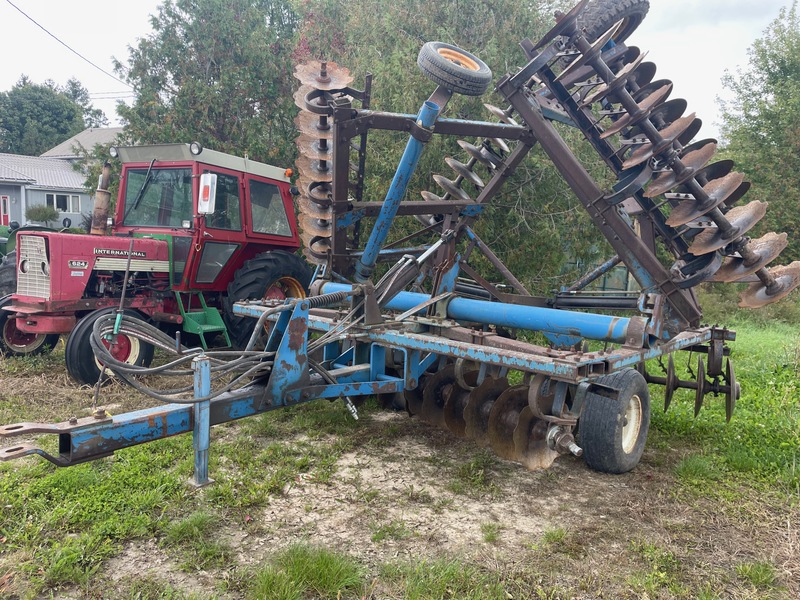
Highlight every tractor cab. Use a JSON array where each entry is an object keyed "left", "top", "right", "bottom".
[{"left": 112, "top": 143, "right": 301, "bottom": 293}]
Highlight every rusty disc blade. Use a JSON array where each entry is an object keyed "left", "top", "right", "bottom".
[
  {"left": 298, "top": 195, "right": 332, "bottom": 220},
  {"left": 443, "top": 370, "right": 480, "bottom": 437},
  {"left": 433, "top": 175, "right": 471, "bottom": 202},
  {"left": 631, "top": 78, "right": 673, "bottom": 103},
  {"left": 300, "top": 231, "right": 332, "bottom": 253},
  {"left": 725, "top": 358, "right": 739, "bottom": 423},
  {"left": 420, "top": 364, "right": 457, "bottom": 427},
  {"left": 530, "top": 0, "right": 589, "bottom": 50},
  {"left": 666, "top": 172, "right": 745, "bottom": 227},
  {"left": 581, "top": 52, "right": 648, "bottom": 106},
  {"left": 296, "top": 155, "right": 333, "bottom": 182},
  {"left": 299, "top": 214, "right": 332, "bottom": 238},
  {"left": 721, "top": 182, "right": 751, "bottom": 210},
  {"left": 712, "top": 232, "right": 788, "bottom": 282},
  {"left": 294, "top": 61, "right": 354, "bottom": 90},
  {"left": 296, "top": 178, "right": 332, "bottom": 208},
  {"left": 295, "top": 111, "right": 333, "bottom": 139},
  {"left": 445, "top": 157, "right": 484, "bottom": 188},
  {"left": 463, "top": 376, "right": 508, "bottom": 446},
  {"left": 694, "top": 357, "right": 706, "bottom": 417},
  {"left": 679, "top": 137, "right": 717, "bottom": 157},
  {"left": 688, "top": 200, "right": 767, "bottom": 255},
  {"left": 670, "top": 251, "right": 723, "bottom": 288},
  {"left": 293, "top": 85, "right": 315, "bottom": 111},
  {"left": 404, "top": 375, "right": 426, "bottom": 416},
  {"left": 645, "top": 142, "right": 717, "bottom": 198},
  {"left": 675, "top": 160, "right": 734, "bottom": 193},
  {"left": 739, "top": 261, "right": 800, "bottom": 308},
  {"left": 457, "top": 140, "right": 498, "bottom": 168},
  {"left": 483, "top": 103, "right": 518, "bottom": 126},
  {"left": 302, "top": 248, "right": 326, "bottom": 265},
  {"left": 622, "top": 113, "right": 698, "bottom": 170},
  {"left": 513, "top": 407, "right": 559, "bottom": 470},
  {"left": 600, "top": 83, "right": 672, "bottom": 139},
  {"left": 420, "top": 190, "right": 446, "bottom": 203},
  {"left": 487, "top": 385, "right": 529, "bottom": 461},
  {"left": 556, "top": 22, "right": 621, "bottom": 83},
  {"left": 488, "top": 137, "right": 510, "bottom": 154},
  {"left": 624, "top": 98, "right": 688, "bottom": 139},
  {"left": 296, "top": 137, "right": 333, "bottom": 161}
]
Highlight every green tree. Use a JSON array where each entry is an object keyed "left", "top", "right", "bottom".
[
  {"left": 115, "top": 0, "right": 300, "bottom": 165},
  {"left": 63, "top": 78, "right": 109, "bottom": 128},
  {"left": 0, "top": 77, "right": 85, "bottom": 155},
  {"left": 719, "top": 1, "right": 800, "bottom": 261}
]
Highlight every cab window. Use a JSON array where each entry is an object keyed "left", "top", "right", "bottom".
[
  {"left": 249, "top": 179, "right": 291, "bottom": 236},
  {"left": 204, "top": 172, "right": 242, "bottom": 231},
  {"left": 123, "top": 168, "right": 193, "bottom": 227}
]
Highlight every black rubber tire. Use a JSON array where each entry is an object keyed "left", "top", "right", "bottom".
[
  {"left": 579, "top": 368, "right": 650, "bottom": 474},
  {"left": 417, "top": 41, "right": 492, "bottom": 97},
  {"left": 65, "top": 308, "right": 154, "bottom": 385},
  {"left": 0, "top": 250, "right": 16, "bottom": 298},
  {"left": 0, "top": 295, "right": 60, "bottom": 356},
  {"left": 578, "top": 0, "right": 650, "bottom": 45},
  {"left": 223, "top": 251, "right": 313, "bottom": 350}
]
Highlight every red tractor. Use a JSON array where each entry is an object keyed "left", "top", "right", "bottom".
[{"left": 0, "top": 143, "right": 311, "bottom": 384}]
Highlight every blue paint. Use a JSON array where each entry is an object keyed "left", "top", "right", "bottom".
[
  {"left": 354, "top": 100, "right": 441, "bottom": 282},
  {"left": 192, "top": 355, "right": 212, "bottom": 486},
  {"left": 320, "top": 283, "right": 639, "bottom": 345}
]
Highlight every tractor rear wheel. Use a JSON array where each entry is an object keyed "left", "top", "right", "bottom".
[
  {"left": 65, "top": 308, "right": 154, "bottom": 385},
  {"left": 0, "top": 296, "right": 60, "bottom": 356},
  {"left": 579, "top": 368, "right": 650, "bottom": 473},
  {"left": 223, "top": 251, "right": 312, "bottom": 350},
  {"left": 0, "top": 250, "right": 16, "bottom": 297}
]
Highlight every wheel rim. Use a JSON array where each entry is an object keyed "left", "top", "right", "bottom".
[
  {"left": 621, "top": 393, "right": 643, "bottom": 453},
  {"left": 2, "top": 318, "right": 47, "bottom": 353},
  {"left": 436, "top": 48, "right": 480, "bottom": 72},
  {"left": 263, "top": 276, "right": 306, "bottom": 301},
  {"left": 95, "top": 333, "right": 141, "bottom": 372}
]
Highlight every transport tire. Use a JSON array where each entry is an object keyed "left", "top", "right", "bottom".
[
  {"left": 579, "top": 368, "right": 650, "bottom": 473},
  {"left": 223, "top": 251, "right": 312, "bottom": 350},
  {"left": 65, "top": 308, "right": 154, "bottom": 385},
  {"left": 0, "top": 295, "right": 59, "bottom": 356},
  {"left": 417, "top": 41, "right": 492, "bottom": 97},
  {"left": 578, "top": 0, "right": 650, "bottom": 45}
]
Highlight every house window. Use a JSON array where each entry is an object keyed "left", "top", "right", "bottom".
[{"left": 46, "top": 194, "right": 81, "bottom": 212}]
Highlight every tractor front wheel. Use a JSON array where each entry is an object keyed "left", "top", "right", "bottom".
[
  {"left": 223, "top": 251, "right": 313, "bottom": 350},
  {"left": 0, "top": 296, "right": 60, "bottom": 356},
  {"left": 65, "top": 308, "right": 154, "bottom": 385}
]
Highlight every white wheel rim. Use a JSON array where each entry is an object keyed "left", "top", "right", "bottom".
[{"left": 621, "top": 393, "right": 643, "bottom": 453}]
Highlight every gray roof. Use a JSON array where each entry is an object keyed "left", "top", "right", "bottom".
[
  {"left": 0, "top": 153, "right": 87, "bottom": 191},
  {"left": 40, "top": 127, "right": 123, "bottom": 159}
]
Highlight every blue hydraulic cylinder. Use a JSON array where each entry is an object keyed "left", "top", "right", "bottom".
[
  {"left": 320, "top": 282, "right": 644, "bottom": 346},
  {"left": 354, "top": 100, "right": 441, "bottom": 283}
]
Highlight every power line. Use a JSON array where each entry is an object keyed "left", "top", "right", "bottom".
[{"left": 4, "top": 0, "right": 132, "bottom": 89}]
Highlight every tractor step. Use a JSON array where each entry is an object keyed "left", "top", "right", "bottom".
[{"left": 175, "top": 292, "right": 231, "bottom": 349}]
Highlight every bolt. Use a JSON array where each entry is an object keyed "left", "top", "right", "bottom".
[
  {"left": 69, "top": 417, "right": 78, "bottom": 424},
  {"left": 93, "top": 409, "right": 107, "bottom": 419}
]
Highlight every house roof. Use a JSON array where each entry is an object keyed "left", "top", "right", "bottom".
[
  {"left": 0, "top": 153, "right": 86, "bottom": 191},
  {"left": 40, "top": 127, "right": 123, "bottom": 160}
]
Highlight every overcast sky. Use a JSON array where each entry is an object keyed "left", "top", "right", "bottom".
[{"left": 0, "top": 0, "right": 791, "bottom": 142}]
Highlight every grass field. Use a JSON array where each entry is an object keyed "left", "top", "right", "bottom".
[{"left": 0, "top": 295, "right": 798, "bottom": 599}]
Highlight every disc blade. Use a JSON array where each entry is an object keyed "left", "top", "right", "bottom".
[
  {"left": 712, "top": 232, "right": 788, "bottom": 282},
  {"left": 725, "top": 358, "right": 738, "bottom": 422},
  {"left": 443, "top": 371, "right": 480, "bottom": 437},
  {"left": 294, "top": 61, "right": 354, "bottom": 90},
  {"left": 645, "top": 142, "right": 717, "bottom": 198},
  {"left": 738, "top": 261, "right": 800, "bottom": 308},
  {"left": 688, "top": 200, "right": 767, "bottom": 255},
  {"left": 666, "top": 172, "right": 745, "bottom": 227},
  {"left": 433, "top": 175, "right": 471, "bottom": 202},
  {"left": 295, "top": 111, "right": 333, "bottom": 139},
  {"left": 487, "top": 385, "right": 529, "bottom": 461},
  {"left": 298, "top": 213, "right": 332, "bottom": 237},
  {"left": 463, "top": 377, "right": 508, "bottom": 446},
  {"left": 296, "top": 155, "right": 333, "bottom": 182},
  {"left": 694, "top": 357, "right": 706, "bottom": 417},
  {"left": 581, "top": 52, "right": 648, "bottom": 106},
  {"left": 445, "top": 157, "right": 484, "bottom": 188},
  {"left": 298, "top": 195, "right": 332, "bottom": 220},
  {"left": 296, "top": 137, "right": 333, "bottom": 161},
  {"left": 622, "top": 113, "right": 697, "bottom": 170},
  {"left": 600, "top": 83, "right": 672, "bottom": 139},
  {"left": 420, "top": 364, "right": 457, "bottom": 427},
  {"left": 513, "top": 407, "right": 559, "bottom": 470},
  {"left": 483, "top": 104, "right": 518, "bottom": 126}
]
